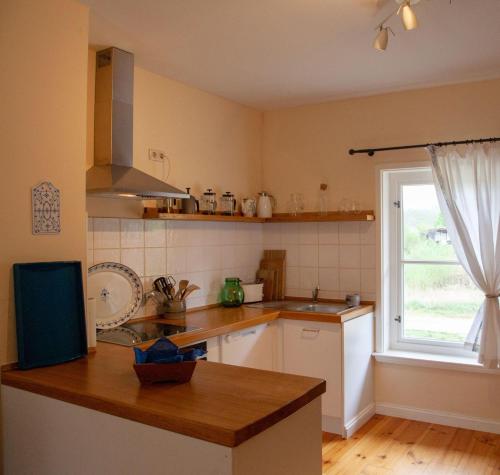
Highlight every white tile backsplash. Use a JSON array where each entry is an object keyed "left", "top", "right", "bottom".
[
  {"left": 361, "top": 268, "right": 376, "bottom": 294},
  {"left": 361, "top": 245, "right": 376, "bottom": 269},
  {"left": 318, "top": 245, "right": 339, "bottom": 268},
  {"left": 359, "top": 221, "right": 376, "bottom": 245},
  {"left": 93, "top": 218, "right": 120, "bottom": 249},
  {"left": 120, "top": 248, "right": 145, "bottom": 277},
  {"left": 282, "top": 222, "right": 299, "bottom": 244},
  {"left": 318, "top": 267, "right": 339, "bottom": 292},
  {"left": 93, "top": 248, "right": 120, "bottom": 264},
  {"left": 166, "top": 246, "right": 188, "bottom": 274},
  {"left": 89, "top": 217, "right": 263, "bottom": 313},
  {"left": 145, "top": 220, "right": 166, "bottom": 248},
  {"left": 120, "top": 219, "right": 144, "bottom": 248},
  {"left": 145, "top": 247, "right": 166, "bottom": 277},
  {"left": 339, "top": 222, "right": 360, "bottom": 244},
  {"left": 281, "top": 220, "right": 371, "bottom": 298},
  {"left": 339, "top": 245, "right": 361, "bottom": 269},
  {"left": 299, "top": 267, "right": 319, "bottom": 290},
  {"left": 299, "top": 222, "right": 318, "bottom": 245},
  {"left": 283, "top": 244, "right": 299, "bottom": 267},
  {"left": 318, "top": 222, "right": 339, "bottom": 245},
  {"left": 339, "top": 268, "right": 361, "bottom": 294},
  {"left": 87, "top": 214, "right": 377, "bottom": 313},
  {"left": 299, "top": 245, "right": 318, "bottom": 267}
]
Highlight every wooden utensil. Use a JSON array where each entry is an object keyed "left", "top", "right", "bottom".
[
  {"left": 181, "top": 284, "right": 200, "bottom": 301},
  {"left": 173, "top": 280, "right": 189, "bottom": 301}
]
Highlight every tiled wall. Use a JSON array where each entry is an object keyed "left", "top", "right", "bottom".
[
  {"left": 262, "top": 221, "right": 376, "bottom": 301},
  {"left": 87, "top": 218, "right": 263, "bottom": 317},
  {"left": 87, "top": 218, "right": 376, "bottom": 318}
]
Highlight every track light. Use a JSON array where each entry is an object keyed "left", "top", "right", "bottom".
[
  {"left": 373, "top": 26, "right": 394, "bottom": 51},
  {"left": 398, "top": 0, "right": 419, "bottom": 30}
]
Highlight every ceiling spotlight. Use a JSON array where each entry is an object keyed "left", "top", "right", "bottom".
[
  {"left": 397, "top": 0, "right": 419, "bottom": 30},
  {"left": 373, "top": 25, "right": 394, "bottom": 51}
]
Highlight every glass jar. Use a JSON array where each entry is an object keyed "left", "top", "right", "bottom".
[
  {"left": 220, "top": 192, "right": 236, "bottom": 215},
  {"left": 221, "top": 278, "right": 244, "bottom": 307},
  {"left": 199, "top": 188, "right": 217, "bottom": 215}
]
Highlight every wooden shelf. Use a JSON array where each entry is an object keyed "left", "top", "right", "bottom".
[
  {"left": 147, "top": 213, "right": 266, "bottom": 223},
  {"left": 267, "top": 211, "right": 375, "bottom": 222},
  {"left": 142, "top": 210, "right": 375, "bottom": 223}
]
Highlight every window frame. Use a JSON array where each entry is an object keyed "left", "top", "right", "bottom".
[{"left": 383, "top": 167, "right": 475, "bottom": 357}]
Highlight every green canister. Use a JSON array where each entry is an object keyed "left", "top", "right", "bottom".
[{"left": 221, "top": 278, "right": 245, "bottom": 307}]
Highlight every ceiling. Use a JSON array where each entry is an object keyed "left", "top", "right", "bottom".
[{"left": 80, "top": 0, "right": 500, "bottom": 110}]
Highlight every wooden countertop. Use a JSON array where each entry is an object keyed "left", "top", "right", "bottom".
[
  {"left": 156, "top": 303, "right": 374, "bottom": 348},
  {"left": 2, "top": 344, "right": 325, "bottom": 447}
]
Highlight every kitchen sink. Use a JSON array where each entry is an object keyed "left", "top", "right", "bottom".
[
  {"left": 246, "top": 300, "right": 351, "bottom": 314},
  {"left": 283, "top": 302, "right": 349, "bottom": 313}
]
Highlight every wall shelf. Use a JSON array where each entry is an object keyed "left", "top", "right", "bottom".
[
  {"left": 267, "top": 211, "right": 375, "bottom": 223},
  {"left": 142, "top": 210, "right": 375, "bottom": 223}
]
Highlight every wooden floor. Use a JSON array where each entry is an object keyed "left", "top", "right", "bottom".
[{"left": 322, "top": 415, "right": 500, "bottom": 474}]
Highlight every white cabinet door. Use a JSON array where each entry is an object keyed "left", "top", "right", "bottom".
[
  {"left": 220, "top": 323, "right": 275, "bottom": 371},
  {"left": 282, "top": 320, "right": 342, "bottom": 419}
]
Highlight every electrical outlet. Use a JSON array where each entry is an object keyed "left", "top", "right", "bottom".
[{"left": 149, "top": 148, "right": 167, "bottom": 162}]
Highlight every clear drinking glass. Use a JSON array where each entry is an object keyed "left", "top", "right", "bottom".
[{"left": 287, "top": 193, "right": 304, "bottom": 216}]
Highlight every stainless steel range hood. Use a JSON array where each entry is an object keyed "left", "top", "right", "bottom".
[{"left": 86, "top": 47, "right": 188, "bottom": 200}]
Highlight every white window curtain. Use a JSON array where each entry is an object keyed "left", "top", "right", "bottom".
[{"left": 428, "top": 144, "right": 500, "bottom": 369}]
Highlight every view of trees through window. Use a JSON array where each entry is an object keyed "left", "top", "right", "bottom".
[{"left": 401, "top": 184, "right": 482, "bottom": 344}]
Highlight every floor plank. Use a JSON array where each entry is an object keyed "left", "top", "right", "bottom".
[{"left": 322, "top": 416, "right": 500, "bottom": 475}]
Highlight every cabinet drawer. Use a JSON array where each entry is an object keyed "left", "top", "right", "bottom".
[{"left": 282, "top": 320, "right": 342, "bottom": 417}]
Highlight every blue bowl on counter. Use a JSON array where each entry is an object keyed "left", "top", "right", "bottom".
[{"left": 133, "top": 337, "right": 204, "bottom": 384}]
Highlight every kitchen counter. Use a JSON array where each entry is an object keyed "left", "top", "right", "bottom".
[
  {"left": 2, "top": 303, "right": 373, "bottom": 474},
  {"left": 153, "top": 302, "right": 374, "bottom": 348},
  {"left": 2, "top": 342, "right": 325, "bottom": 448}
]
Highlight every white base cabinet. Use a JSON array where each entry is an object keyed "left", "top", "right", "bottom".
[
  {"left": 202, "top": 313, "right": 374, "bottom": 437},
  {"left": 281, "top": 313, "right": 375, "bottom": 437},
  {"left": 282, "top": 320, "right": 342, "bottom": 432},
  {"left": 220, "top": 322, "right": 276, "bottom": 371}
]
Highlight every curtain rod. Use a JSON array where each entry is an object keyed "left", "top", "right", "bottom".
[{"left": 348, "top": 136, "right": 500, "bottom": 157}]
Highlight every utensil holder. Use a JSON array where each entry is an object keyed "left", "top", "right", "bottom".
[{"left": 163, "top": 299, "right": 187, "bottom": 317}]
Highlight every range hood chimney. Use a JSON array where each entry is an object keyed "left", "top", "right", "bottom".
[{"left": 86, "top": 47, "right": 188, "bottom": 200}]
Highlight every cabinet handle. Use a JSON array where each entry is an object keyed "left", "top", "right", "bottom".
[
  {"left": 224, "top": 329, "right": 257, "bottom": 343},
  {"left": 302, "top": 328, "right": 320, "bottom": 334},
  {"left": 241, "top": 329, "right": 257, "bottom": 337}
]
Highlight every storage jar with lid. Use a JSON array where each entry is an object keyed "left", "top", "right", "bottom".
[
  {"left": 220, "top": 192, "right": 236, "bottom": 215},
  {"left": 221, "top": 278, "right": 244, "bottom": 307},
  {"left": 199, "top": 188, "right": 217, "bottom": 215}
]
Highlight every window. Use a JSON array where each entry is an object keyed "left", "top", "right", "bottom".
[{"left": 383, "top": 168, "right": 481, "bottom": 356}]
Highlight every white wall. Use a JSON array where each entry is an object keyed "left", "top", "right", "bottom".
[
  {"left": 0, "top": 0, "right": 89, "bottom": 364},
  {"left": 262, "top": 78, "right": 500, "bottom": 213}
]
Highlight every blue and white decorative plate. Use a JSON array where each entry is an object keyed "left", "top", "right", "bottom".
[{"left": 88, "top": 262, "right": 143, "bottom": 329}]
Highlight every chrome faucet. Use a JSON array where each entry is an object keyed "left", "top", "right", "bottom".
[{"left": 312, "top": 286, "right": 320, "bottom": 303}]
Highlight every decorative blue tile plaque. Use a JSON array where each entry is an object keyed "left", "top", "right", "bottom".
[{"left": 32, "top": 182, "right": 61, "bottom": 235}]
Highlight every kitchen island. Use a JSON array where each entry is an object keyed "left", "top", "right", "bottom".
[{"left": 2, "top": 342, "right": 325, "bottom": 475}]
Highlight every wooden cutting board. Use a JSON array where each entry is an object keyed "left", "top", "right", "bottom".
[
  {"left": 260, "top": 250, "right": 286, "bottom": 300},
  {"left": 257, "top": 268, "right": 276, "bottom": 301}
]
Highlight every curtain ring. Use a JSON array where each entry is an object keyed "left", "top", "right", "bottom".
[{"left": 485, "top": 294, "right": 500, "bottom": 299}]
